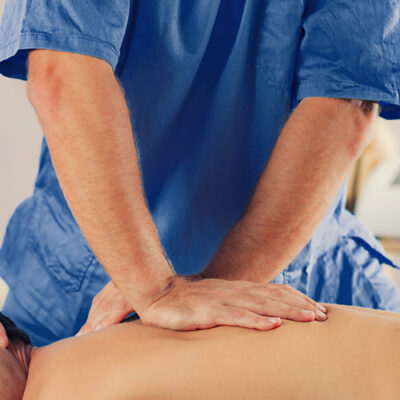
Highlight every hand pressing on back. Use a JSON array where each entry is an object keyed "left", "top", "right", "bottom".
[{"left": 77, "top": 276, "right": 327, "bottom": 335}]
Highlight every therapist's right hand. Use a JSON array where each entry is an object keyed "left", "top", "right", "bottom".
[{"left": 78, "top": 276, "right": 326, "bottom": 335}]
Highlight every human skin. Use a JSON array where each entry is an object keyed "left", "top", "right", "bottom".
[
  {"left": 20, "top": 305, "right": 400, "bottom": 400},
  {"left": 202, "top": 99, "right": 378, "bottom": 282},
  {"left": 25, "top": 48, "right": 374, "bottom": 332},
  {"left": 24, "top": 49, "right": 326, "bottom": 334}
]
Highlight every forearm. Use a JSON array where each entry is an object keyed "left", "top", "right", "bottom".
[
  {"left": 203, "top": 98, "right": 378, "bottom": 282},
  {"left": 26, "top": 50, "right": 174, "bottom": 311}
]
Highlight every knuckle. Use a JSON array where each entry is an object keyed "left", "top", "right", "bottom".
[
  {"left": 228, "top": 308, "right": 246, "bottom": 320},
  {"left": 252, "top": 295, "right": 267, "bottom": 307},
  {"left": 273, "top": 287, "right": 286, "bottom": 297},
  {"left": 302, "top": 302, "right": 315, "bottom": 311},
  {"left": 205, "top": 304, "right": 219, "bottom": 320},
  {"left": 254, "top": 283, "right": 269, "bottom": 291},
  {"left": 291, "top": 288, "right": 304, "bottom": 296},
  {"left": 234, "top": 280, "right": 251, "bottom": 288},
  {"left": 286, "top": 306, "right": 299, "bottom": 317},
  {"left": 237, "top": 292, "right": 253, "bottom": 305}
]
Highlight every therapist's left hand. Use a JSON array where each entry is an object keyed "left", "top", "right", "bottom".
[{"left": 77, "top": 281, "right": 133, "bottom": 336}]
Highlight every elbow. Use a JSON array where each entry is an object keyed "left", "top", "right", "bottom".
[
  {"left": 26, "top": 79, "right": 62, "bottom": 122},
  {"left": 343, "top": 99, "right": 379, "bottom": 159},
  {"left": 26, "top": 51, "right": 65, "bottom": 118},
  {"left": 298, "top": 97, "right": 379, "bottom": 160},
  {"left": 26, "top": 49, "right": 114, "bottom": 119}
]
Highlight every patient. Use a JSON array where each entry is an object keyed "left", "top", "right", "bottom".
[{"left": 1, "top": 306, "right": 399, "bottom": 400}]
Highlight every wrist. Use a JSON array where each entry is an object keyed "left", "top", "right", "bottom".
[
  {"left": 203, "top": 219, "right": 283, "bottom": 282},
  {"left": 115, "top": 255, "right": 177, "bottom": 314},
  {"left": 133, "top": 273, "right": 176, "bottom": 314}
]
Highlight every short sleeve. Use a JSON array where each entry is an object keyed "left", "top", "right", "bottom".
[
  {"left": 0, "top": 0, "right": 131, "bottom": 80},
  {"left": 294, "top": 0, "right": 400, "bottom": 120}
]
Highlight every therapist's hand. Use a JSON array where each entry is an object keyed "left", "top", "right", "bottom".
[
  {"left": 77, "top": 276, "right": 327, "bottom": 335},
  {"left": 138, "top": 275, "right": 327, "bottom": 330},
  {"left": 77, "top": 281, "right": 133, "bottom": 336}
]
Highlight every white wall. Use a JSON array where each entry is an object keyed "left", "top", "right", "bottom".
[
  {"left": 0, "top": 0, "right": 43, "bottom": 243},
  {"left": 0, "top": 77, "right": 43, "bottom": 241},
  {"left": 0, "top": 0, "right": 43, "bottom": 303}
]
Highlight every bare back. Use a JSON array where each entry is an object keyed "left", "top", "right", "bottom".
[{"left": 23, "top": 305, "right": 400, "bottom": 400}]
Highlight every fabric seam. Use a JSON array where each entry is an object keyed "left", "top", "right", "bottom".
[
  {"left": 0, "top": 31, "right": 119, "bottom": 58},
  {"left": 297, "top": 78, "right": 400, "bottom": 104}
]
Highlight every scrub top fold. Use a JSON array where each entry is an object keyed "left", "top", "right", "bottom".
[
  {"left": 0, "top": 0, "right": 132, "bottom": 78},
  {"left": 295, "top": 0, "right": 400, "bottom": 120}
]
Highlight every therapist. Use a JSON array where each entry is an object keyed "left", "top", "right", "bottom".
[{"left": 0, "top": 1, "right": 400, "bottom": 346}]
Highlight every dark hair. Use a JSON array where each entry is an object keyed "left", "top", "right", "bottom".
[{"left": 0, "top": 313, "right": 31, "bottom": 345}]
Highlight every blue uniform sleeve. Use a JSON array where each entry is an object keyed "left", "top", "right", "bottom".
[
  {"left": 0, "top": 0, "right": 131, "bottom": 80},
  {"left": 294, "top": 0, "right": 400, "bottom": 120}
]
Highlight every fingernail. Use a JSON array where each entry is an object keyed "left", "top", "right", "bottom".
[
  {"left": 316, "top": 310, "right": 328, "bottom": 321},
  {"left": 317, "top": 304, "right": 327, "bottom": 313},
  {"left": 76, "top": 331, "right": 82, "bottom": 337},
  {"left": 94, "top": 325, "right": 103, "bottom": 333},
  {"left": 301, "top": 310, "right": 316, "bottom": 320},
  {"left": 268, "top": 317, "right": 281, "bottom": 325}
]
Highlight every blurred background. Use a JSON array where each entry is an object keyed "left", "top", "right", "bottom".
[{"left": 1, "top": 0, "right": 400, "bottom": 307}]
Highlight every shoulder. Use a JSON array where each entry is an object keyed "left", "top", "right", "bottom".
[
  {"left": 23, "top": 338, "right": 112, "bottom": 400},
  {"left": 23, "top": 323, "right": 150, "bottom": 400}
]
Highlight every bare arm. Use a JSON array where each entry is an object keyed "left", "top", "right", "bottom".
[
  {"left": 26, "top": 50, "right": 174, "bottom": 312},
  {"left": 26, "top": 50, "right": 325, "bottom": 333},
  {"left": 202, "top": 98, "right": 378, "bottom": 282}
]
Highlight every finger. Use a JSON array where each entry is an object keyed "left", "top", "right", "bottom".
[
  {"left": 223, "top": 294, "right": 317, "bottom": 322},
  {"left": 277, "top": 284, "right": 327, "bottom": 313},
  {"left": 275, "top": 287, "right": 328, "bottom": 321},
  {"left": 77, "top": 307, "right": 132, "bottom": 336},
  {"left": 0, "top": 324, "right": 8, "bottom": 348},
  {"left": 252, "top": 286, "right": 327, "bottom": 321},
  {"left": 77, "top": 293, "right": 133, "bottom": 335},
  {"left": 213, "top": 306, "right": 281, "bottom": 331},
  {"left": 76, "top": 283, "right": 133, "bottom": 336},
  {"left": 222, "top": 280, "right": 327, "bottom": 316}
]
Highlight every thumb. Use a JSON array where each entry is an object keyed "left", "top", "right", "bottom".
[
  {"left": 77, "top": 307, "right": 132, "bottom": 337},
  {"left": 0, "top": 324, "right": 9, "bottom": 348},
  {"left": 76, "top": 281, "right": 133, "bottom": 336}
]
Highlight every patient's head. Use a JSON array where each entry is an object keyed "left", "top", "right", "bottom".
[{"left": 0, "top": 313, "right": 32, "bottom": 400}]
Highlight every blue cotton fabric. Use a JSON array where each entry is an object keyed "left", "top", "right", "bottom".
[{"left": 1, "top": 0, "right": 400, "bottom": 345}]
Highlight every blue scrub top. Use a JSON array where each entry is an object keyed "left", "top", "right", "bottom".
[{"left": 1, "top": 0, "right": 400, "bottom": 345}]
